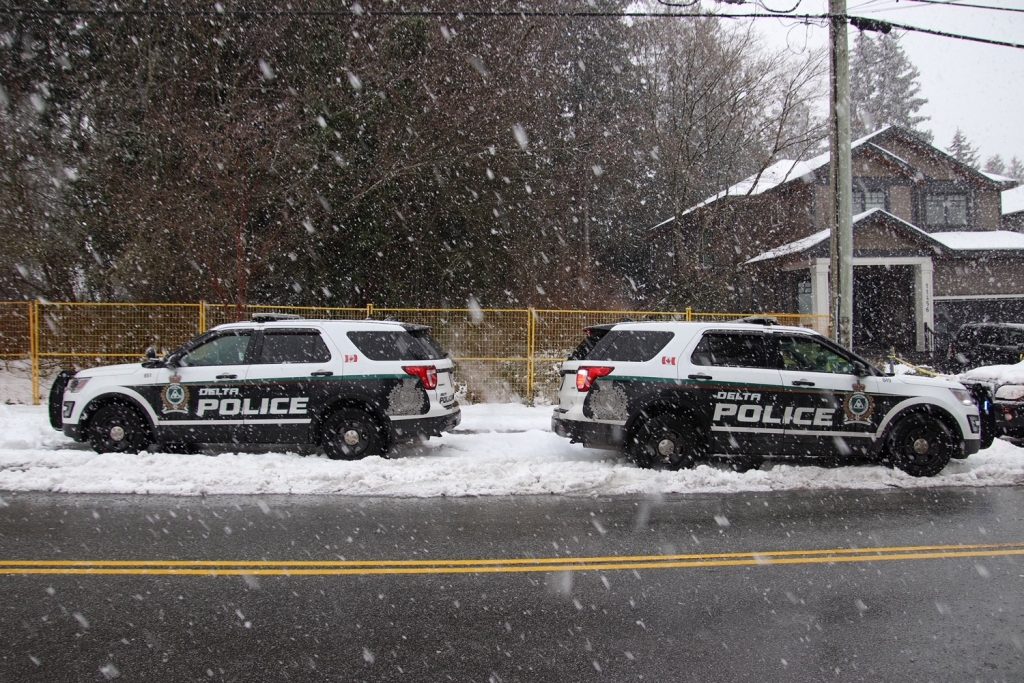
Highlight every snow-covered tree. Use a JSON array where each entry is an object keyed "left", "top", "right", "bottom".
[
  {"left": 849, "top": 32, "right": 931, "bottom": 142},
  {"left": 984, "top": 155, "right": 1006, "bottom": 176},
  {"left": 1009, "top": 157, "right": 1024, "bottom": 180},
  {"left": 948, "top": 129, "right": 980, "bottom": 169}
]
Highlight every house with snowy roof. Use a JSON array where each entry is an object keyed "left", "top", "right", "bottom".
[{"left": 677, "top": 126, "right": 1024, "bottom": 354}]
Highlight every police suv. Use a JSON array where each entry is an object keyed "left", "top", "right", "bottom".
[
  {"left": 50, "top": 315, "right": 461, "bottom": 458},
  {"left": 552, "top": 321, "right": 982, "bottom": 477}
]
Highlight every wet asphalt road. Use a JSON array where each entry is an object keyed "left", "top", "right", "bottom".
[{"left": 1, "top": 487, "right": 1023, "bottom": 682}]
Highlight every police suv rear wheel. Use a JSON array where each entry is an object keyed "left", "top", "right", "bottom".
[
  {"left": 88, "top": 403, "right": 150, "bottom": 454},
  {"left": 888, "top": 413, "right": 954, "bottom": 477},
  {"left": 323, "top": 408, "right": 385, "bottom": 460},
  {"left": 629, "top": 413, "right": 700, "bottom": 470}
]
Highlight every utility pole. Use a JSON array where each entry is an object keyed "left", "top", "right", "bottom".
[{"left": 828, "top": 0, "right": 854, "bottom": 348}]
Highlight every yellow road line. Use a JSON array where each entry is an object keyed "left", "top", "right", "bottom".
[
  {"left": 2, "top": 543, "right": 1023, "bottom": 576},
  {"left": 1, "top": 542, "right": 1019, "bottom": 567}
]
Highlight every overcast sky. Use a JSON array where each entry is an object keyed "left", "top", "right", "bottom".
[{"left": 725, "top": 0, "right": 1024, "bottom": 166}]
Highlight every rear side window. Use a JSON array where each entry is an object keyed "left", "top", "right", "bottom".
[
  {"left": 585, "top": 331, "right": 674, "bottom": 362},
  {"left": 691, "top": 332, "right": 768, "bottom": 368},
  {"left": 347, "top": 331, "right": 446, "bottom": 361},
  {"left": 258, "top": 330, "right": 331, "bottom": 364}
]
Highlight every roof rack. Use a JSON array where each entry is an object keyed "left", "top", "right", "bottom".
[
  {"left": 735, "top": 315, "right": 779, "bottom": 326},
  {"left": 251, "top": 313, "right": 303, "bottom": 323}
]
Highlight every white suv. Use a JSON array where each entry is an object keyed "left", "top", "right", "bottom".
[
  {"left": 552, "top": 321, "right": 982, "bottom": 477},
  {"left": 51, "top": 315, "right": 460, "bottom": 458}
]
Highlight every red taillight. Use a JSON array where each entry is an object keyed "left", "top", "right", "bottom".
[
  {"left": 576, "top": 366, "right": 613, "bottom": 392},
  {"left": 403, "top": 365, "right": 438, "bottom": 390}
]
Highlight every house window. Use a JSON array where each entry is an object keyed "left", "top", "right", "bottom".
[
  {"left": 924, "top": 193, "right": 968, "bottom": 227},
  {"left": 852, "top": 189, "right": 886, "bottom": 213}
]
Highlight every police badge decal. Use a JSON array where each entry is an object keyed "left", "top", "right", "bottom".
[
  {"left": 161, "top": 376, "right": 189, "bottom": 415},
  {"left": 843, "top": 381, "right": 874, "bottom": 425}
]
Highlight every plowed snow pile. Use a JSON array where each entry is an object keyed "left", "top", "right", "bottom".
[{"left": 0, "top": 404, "right": 1022, "bottom": 497}]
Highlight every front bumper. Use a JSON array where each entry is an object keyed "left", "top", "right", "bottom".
[
  {"left": 551, "top": 411, "right": 624, "bottom": 451},
  {"left": 993, "top": 401, "right": 1024, "bottom": 440},
  {"left": 392, "top": 409, "right": 461, "bottom": 440},
  {"left": 62, "top": 422, "right": 86, "bottom": 441}
]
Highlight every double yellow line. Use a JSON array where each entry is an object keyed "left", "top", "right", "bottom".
[{"left": 2, "top": 542, "right": 1023, "bottom": 577}]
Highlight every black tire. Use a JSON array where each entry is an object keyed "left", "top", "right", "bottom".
[
  {"left": 322, "top": 408, "right": 387, "bottom": 461},
  {"left": 627, "top": 412, "right": 703, "bottom": 470},
  {"left": 887, "top": 412, "right": 956, "bottom": 477},
  {"left": 87, "top": 402, "right": 151, "bottom": 454}
]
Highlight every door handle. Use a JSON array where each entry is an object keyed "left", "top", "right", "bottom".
[
  {"left": 311, "top": 370, "right": 334, "bottom": 377},
  {"left": 688, "top": 373, "right": 712, "bottom": 381},
  {"left": 216, "top": 373, "right": 237, "bottom": 380},
  {"left": 792, "top": 380, "right": 815, "bottom": 387}
]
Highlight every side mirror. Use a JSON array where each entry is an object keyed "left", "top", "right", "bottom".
[{"left": 853, "top": 360, "right": 869, "bottom": 377}]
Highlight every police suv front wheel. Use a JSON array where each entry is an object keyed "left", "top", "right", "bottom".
[
  {"left": 88, "top": 403, "right": 151, "bottom": 454},
  {"left": 628, "top": 413, "right": 702, "bottom": 470},
  {"left": 887, "top": 413, "right": 955, "bottom": 477},
  {"left": 323, "top": 408, "right": 386, "bottom": 460}
]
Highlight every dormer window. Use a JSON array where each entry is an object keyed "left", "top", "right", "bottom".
[
  {"left": 852, "top": 189, "right": 886, "bottom": 213},
  {"left": 924, "top": 192, "right": 968, "bottom": 227}
]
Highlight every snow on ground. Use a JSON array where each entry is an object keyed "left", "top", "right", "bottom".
[{"left": 1, "top": 403, "right": 1022, "bottom": 498}]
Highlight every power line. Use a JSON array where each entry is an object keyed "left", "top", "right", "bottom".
[
  {"left": 867, "top": 16, "right": 1024, "bottom": 48},
  {"left": 2, "top": 5, "right": 1023, "bottom": 50},
  {"left": 893, "top": 0, "right": 1024, "bottom": 14}
]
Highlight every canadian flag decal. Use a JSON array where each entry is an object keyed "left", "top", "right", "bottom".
[
  {"left": 344, "top": 354, "right": 359, "bottom": 363},
  {"left": 662, "top": 356, "right": 677, "bottom": 366}
]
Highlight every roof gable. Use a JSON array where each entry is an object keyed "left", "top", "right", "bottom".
[
  {"left": 745, "top": 209, "right": 946, "bottom": 264},
  {"left": 684, "top": 126, "right": 1012, "bottom": 217}
]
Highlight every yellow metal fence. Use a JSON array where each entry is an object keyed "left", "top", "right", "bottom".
[{"left": 8, "top": 302, "right": 826, "bottom": 405}]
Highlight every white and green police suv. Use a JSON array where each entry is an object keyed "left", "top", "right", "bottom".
[
  {"left": 50, "top": 315, "right": 460, "bottom": 458},
  {"left": 552, "top": 321, "right": 982, "bottom": 476}
]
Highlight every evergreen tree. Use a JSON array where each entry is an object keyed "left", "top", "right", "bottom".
[
  {"left": 1009, "top": 157, "right": 1024, "bottom": 180},
  {"left": 947, "top": 129, "right": 980, "bottom": 168},
  {"left": 850, "top": 32, "right": 880, "bottom": 136},
  {"left": 849, "top": 32, "right": 931, "bottom": 142},
  {"left": 984, "top": 155, "right": 1006, "bottom": 176}
]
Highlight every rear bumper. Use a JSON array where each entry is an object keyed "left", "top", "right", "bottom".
[
  {"left": 392, "top": 409, "right": 461, "bottom": 440},
  {"left": 551, "top": 411, "right": 624, "bottom": 450}
]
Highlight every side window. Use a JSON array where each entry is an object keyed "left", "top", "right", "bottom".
[
  {"left": 585, "top": 331, "right": 674, "bottom": 362},
  {"left": 258, "top": 331, "right": 331, "bottom": 364},
  {"left": 1004, "top": 329, "right": 1024, "bottom": 346},
  {"left": 778, "top": 335, "right": 856, "bottom": 374},
  {"left": 690, "top": 333, "right": 768, "bottom": 368},
  {"left": 180, "top": 331, "right": 252, "bottom": 367}
]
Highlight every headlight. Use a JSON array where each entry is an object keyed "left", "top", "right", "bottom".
[
  {"left": 995, "top": 384, "right": 1024, "bottom": 401},
  {"left": 66, "top": 377, "right": 90, "bottom": 393},
  {"left": 949, "top": 387, "right": 974, "bottom": 406}
]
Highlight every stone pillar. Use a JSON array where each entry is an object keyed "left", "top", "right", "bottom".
[{"left": 810, "top": 258, "right": 831, "bottom": 335}]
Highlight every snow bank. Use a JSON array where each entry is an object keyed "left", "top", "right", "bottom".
[{"left": 1, "top": 404, "right": 1022, "bottom": 498}]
